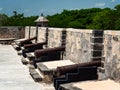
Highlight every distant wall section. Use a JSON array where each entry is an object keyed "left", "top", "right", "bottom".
[{"left": 0, "top": 26, "right": 25, "bottom": 39}]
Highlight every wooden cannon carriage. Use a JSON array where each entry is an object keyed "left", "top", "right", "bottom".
[
  {"left": 14, "top": 36, "right": 37, "bottom": 51},
  {"left": 22, "top": 42, "right": 47, "bottom": 57},
  {"left": 33, "top": 46, "right": 66, "bottom": 68},
  {"left": 53, "top": 60, "right": 101, "bottom": 90}
]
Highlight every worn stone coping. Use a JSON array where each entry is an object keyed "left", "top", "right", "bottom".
[
  {"left": 0, "top": 38, "right": 17, "bottom": 41},
  {"left": 29, "top": 68, "right": 43, "bottom": 82},
  {"left": 17, "top": 50, "right": 22, "bottom": 55},
  {"left": 14, "top": 38, "right": 27, "bottom": 42},
  {"left": 29, "top": 26, "right": 36, "bottom": 29},
  {"left": 48, "top": 27, "right": 66, "bottom": 31},
  {"left": 61, "top": 79, "right": 120, "bottom": 90},
  {"left": 12, "top": 43, "right": 19, "bottom": 48},
  {"left": 26, "top": 52, "right": 35, "bottom": 57},
  {"left": 37, "top": 60, "right": 75, "bottom": 73},
  {"left": 66, "top": 28, "right": 93, "bottom": 33},
  {"left": 38, "top": 27, "right": 46, "bottom": 30},
  {"left": 26, "top": 52, "right": 35, "bottom": 61},
  {"left": 104, "top": 30, "right": 120, "bottom": 35}
]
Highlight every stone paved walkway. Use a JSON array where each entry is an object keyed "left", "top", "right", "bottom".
[{"left": 0, "top": 45, "right": 41, "bottom": 90}]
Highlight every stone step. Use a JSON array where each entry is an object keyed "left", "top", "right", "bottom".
[
  {"left": 36, "top": 60, "right": 75, "bottom": 82},
  {"left": 29, "top": 65, "right": 53, "bottom": 83},
  {"left": 37, "top": 63, "right": 51, "bottom": 75},
  {"left": 98, "top": 67, "right": 105, "bottom": 73},
  {"left": 12, "top": 43, "right": 21, "bottom": 51},
  {"left": 26, "top": 52, "right": 35, "bottom": 61},
  {"left": 17, "top": 50, "right": 22, "bottom": 55},
  {"left": 101, "top": 61, "right": 105, "bottom": 67},
  {"left": 97, "top": 67, "right": 107, "bottom": 80},
  {"left": 29, "top": 67, "right": 43, "bottom": 82},
  {"left": 21, "top": 57, "right": 29, "bottom": 65}
]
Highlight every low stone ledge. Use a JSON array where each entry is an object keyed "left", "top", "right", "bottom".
[
  {"left": 29, "top": 68, "right": 42, "bottom": 82},
  {"left": 37, "top": 63, "right": 57, "bottom": 82},
  {"left": 0, "top": 38, "right": 17, "bottom": 44},
  {"left": 21, "top": 57, "right": 29, "bottom": 65},
  {"left": 26, "top": 52, "right": 35, "bottom": 61},
  {"left": 37, "top": 63, "right": 51, "bottom": 75},
  {"left": 17, "top": 50, "right": 22, "bottom": 55},
  {"left": 60, "top": 83, "right": 80, "bottom": 90}
]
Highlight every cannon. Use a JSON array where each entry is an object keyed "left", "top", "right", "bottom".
[
  {"left": 54, "top": 67, "right": 98, "bottom": 90},
  {"left": 22, "top": 42, "right": 47, "bottom": 58},
  {"left": 14, "top": 36, "right": 37, "bottom": 51},
  {"left": 54, "top": 60, "right": 101, "bottom": 76},
  {"left": 34, "top": 46, "right": 65, "bottom": 58},
  {"left": 53, "top": 60, "right": 101, "bottom": 90},
  {"left": 33, "top": 46, "right": 65, "bottom": 68},
  {"left": 19, "top": 36, "right": 37, "bottom": 46}
]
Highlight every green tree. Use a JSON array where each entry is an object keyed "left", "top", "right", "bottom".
[{"left": 88, "top": 8, "right": 114, "bottom": 30}]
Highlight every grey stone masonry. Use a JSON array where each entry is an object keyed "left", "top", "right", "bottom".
[
  {"left": 65, "top": 28, "right": 93, "bottom": 63},
  {"left": 47, "top": 28, "right": 66, "bottom": 48},
  {"left": 0, "top": 26, "right": 25, "bottom": 39},
  {"left": 37, "top": 27, "right": 46, "bottom": 43},
  {"left": 103, "top": 31, "right": 120, "bottom": 82},
  {"left": 24, "top": 27, "right": 120, "bottom": 82}
]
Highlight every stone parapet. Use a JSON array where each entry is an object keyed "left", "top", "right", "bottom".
[
  {"left": 47, "top": 27, "right": 66, "bottom": 48},
  {"left": 37, "top": 27, "right": 46, "bottom": 43},
  {"left": 103, "top": 30, "right": 120, "bottom": 82},
  {"left": 0, "top": 26, "right": 25, "bottom": 39},
  {"left": 65, "top": 28, "right": 93, "bottom": 63},
  {"left": 6, "top": 26, "right": 120, "bottom": 82}
]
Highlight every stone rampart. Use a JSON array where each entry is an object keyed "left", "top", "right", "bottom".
[
  {"left": 0, "top": 26, "right": 25, "bottom": 39},
  {"left": 11, "top": 26, "right": 120, "bottom": 81},
  {"left": 103, "top": 30, "right": 120, "bottom": 82},
  {"left": 65, "top": 28, "right": 93, "bottom": 63}
]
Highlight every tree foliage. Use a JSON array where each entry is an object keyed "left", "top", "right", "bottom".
[
  {"left": 47, "top": 4, "right": 120, "bottom": 30},
  {"left": 1, "top": 4, "right": 120, "bottom": 30},
  {"left": 0, "top": 11, "right": 38, "bottom": 26}
]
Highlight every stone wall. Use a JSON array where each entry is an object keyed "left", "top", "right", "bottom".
[
  {"left": 25, "top": 26, "right": 30, "bottom": 39},
  {"left": 0, "top": 26, "right": 25, "bottom": 39},
  {"left": 103, "top": 31, "right": 120, "bottom": 82},
  {"left": 47, "top": 28, "right": 65, "bottom": 48},
  {"left": 24, "top": 26, "right": 120, "bottom": 81},
  {"left": 65, "top": 28, "right": 93, "bottom": 63},
  {"left": 37, "top": 27, "right": 46, "bottom": 43},
  {"left": 26, "top": 27, "right": 66, "bottom": 48},
  {"left": 29, "top": 26, "right": 36, "bottom": 38},
  {"left": 25, "top": 26, "right": 37, "bottom": 43}
]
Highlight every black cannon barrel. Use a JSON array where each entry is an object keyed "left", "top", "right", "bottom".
[
  {"left": 24, "top": 42, "right": 47, "bottom": 49},
  {"left": 34, "top": 46, "right": 65, "bottom": 58},
  {"left": 20, "top": 36, "right": 37, "bottom": 44},
  {"left": 56, "top": 60, "right": 101, "bottom": 76}
]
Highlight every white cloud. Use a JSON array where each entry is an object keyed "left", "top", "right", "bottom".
[
  {"left": 0, "top": 8, "right": 3, "bottom": 11},
  {"left": 111, "top": 0, "right": 115, "bottom": 2},
  {"left": 95, "top": 2, "right": 106, "bottom": 7}
]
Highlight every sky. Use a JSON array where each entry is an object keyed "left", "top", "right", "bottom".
[{"left": 0, "top": 0, "right": 120, "bottom": 16}]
